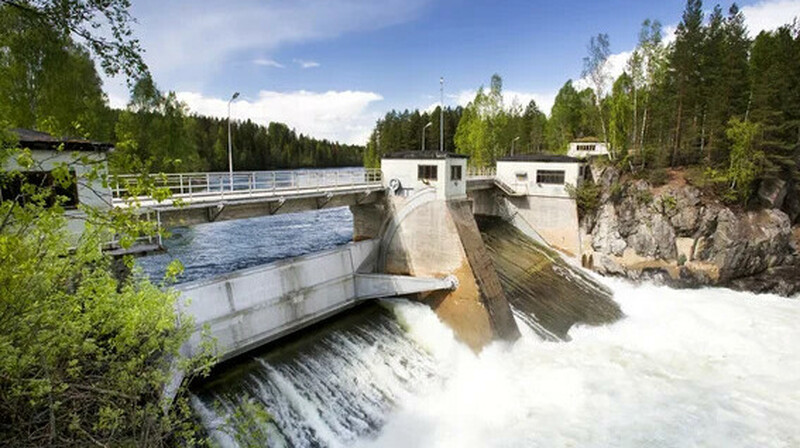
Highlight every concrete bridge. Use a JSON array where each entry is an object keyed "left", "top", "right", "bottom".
[{"left": 111, "top": 169, "right": 385, "bottom": 227}]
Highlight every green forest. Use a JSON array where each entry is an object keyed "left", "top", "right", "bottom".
[
  {"left": 0, "top": 5, "right": 363, "bottom": 174},
  {"left": 366, "top": 1, "right": 800, "bottom": 205}
]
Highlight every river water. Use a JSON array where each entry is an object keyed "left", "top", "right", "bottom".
[{"left": 139, "top": 208, "right": 800, "bottom": 448}]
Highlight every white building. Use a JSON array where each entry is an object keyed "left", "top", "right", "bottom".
[
  {"left": 3, "top": 128, "right": 113, "bottom": 237},
  {"left": 567, "top": 141, "right": 609, "bottom": 159},
  {"left": 381, "top": 151, "right": 468, "bottom": 200},
  {"left": 495, "top": 154, "right": 583, "bottom": 198}
]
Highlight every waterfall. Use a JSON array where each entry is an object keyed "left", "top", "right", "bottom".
[
  {"left": 192, "top": 302, "right": 457, "bottom": 447},
  {"left": 191, "top": 219, "right": 800, "bottom": 448}
]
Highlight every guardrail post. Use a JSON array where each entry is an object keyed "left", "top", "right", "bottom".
[
  {"left": 156, "top": 211, "right": 162, "bottom": 247},
  {"left": 272, "top": 172, "right": 276, "bottom": 192},
  {"left": 219, "top": 176, "right": 224, "bottom": 198},
  {"left": 179, "top": 174, "right": 184, "bottom": 195},
  {"left": 206, "top": 173, "right": 210, "bottom": 194}
]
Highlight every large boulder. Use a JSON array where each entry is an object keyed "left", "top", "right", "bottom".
[
  {"left": 669, "top": 186, "right": 702, "bottom": 235},
  {"left": 757, "top": 178, "right": 788, "bottom": 209},
  {"left": 592, "top": 203, "right": 627, "bottom": 256},
  {"left": 616, "top": 180, "right": 650, "bottom": 237},
  {"left": 695, "top": 208, "right": 793, "bottom": 281},
  {"left": 626, "top": 213, "right": 677, "bottom": 260},
  {"left": 782, "top": 187, "right": 800, "bottom": 224}
]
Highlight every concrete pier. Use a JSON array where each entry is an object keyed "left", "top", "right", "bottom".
[{"left": 375, "top": 151, "right": 520, "bottom": 350}]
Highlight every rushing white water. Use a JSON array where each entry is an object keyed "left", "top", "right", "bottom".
[
  {"left": 368, "top": 279, "right": 800, "bottom": 448},
  {"left": 195, "top": 278, "right": 800, "bottom": 448}
]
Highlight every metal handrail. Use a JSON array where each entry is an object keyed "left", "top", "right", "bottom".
[
  {"left": 112, "top": 168, "right": 383, "bottom": 204},
  {"left": 466, "top": 167, "right": 496, "bottom": 179}
]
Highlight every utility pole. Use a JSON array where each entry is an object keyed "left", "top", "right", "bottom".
[
  {"left": 227, "top": 91, "right": 240, "bottom": 191},
  {"left": 422, "top": 122, "right": 432, "bottom": 151},
  {"left": 511, "top": 136, "right": 520, "bottom": 156},
  {"left": 440, "top": 77, "right": 444, "bottom": 152}
]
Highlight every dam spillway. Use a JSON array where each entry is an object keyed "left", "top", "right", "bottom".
[
  {"left": 476, "top": 215, "right": 623, "bottom": 340},
  {"left": 180, "top": 214, "right": 800, "bottom": 448}
]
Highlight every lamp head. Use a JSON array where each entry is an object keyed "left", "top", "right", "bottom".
[{"left": 231, "top": 92, "right": 240, "bottom": 100}]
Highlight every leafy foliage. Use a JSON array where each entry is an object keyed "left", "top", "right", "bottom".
[
  {"left": 724, "top": 118, "right": 764, "bottom": 204},
  {"left": 0, "top": 135, "right": 215, "bottom": 446},
  {"left": 567, "top": 181, "right": 601, "bottom": 219}
]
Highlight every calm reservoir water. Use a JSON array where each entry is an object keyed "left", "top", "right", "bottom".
[{"left": 139, "top": 207, "right": 800, "bottom": 447}]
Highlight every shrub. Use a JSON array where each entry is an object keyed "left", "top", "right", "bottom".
[
  {"left": 659, "top": 194, "right": 678, "bottom": 214},
  {"left": 0, "top": 136, "right": 215, "bottom": 446},
  {"left": 648, "top": 168, "right": 669, "bottom": 186},
  {"left": 567, "top": 181, "right": 601, "bottom": 219},
  {"left": 609, "top": 181, "right": 626, "bottom": 203},
  {"left": 635, "top": 189, "right": 654, "bottom": 205}
]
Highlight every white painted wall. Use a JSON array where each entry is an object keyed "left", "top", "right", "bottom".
[
  {"left": 382, "top": 157, "right": 467, "bottom": 200},
  {"left": 496, "top": 160, "right": 581, "bottom": 198},
  {"left": 567, "top": 142, "right": 609, "bottom": 158},
  {"left": 444, "top": 158, "right": 467, "bottom": 199},
  {"left": 3, "top": 149, "right": 112, "bottom": 237}
]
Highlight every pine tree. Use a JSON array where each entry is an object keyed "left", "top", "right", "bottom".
[{"left": 671, "top": 0, "right": 706, "bottom": 165}]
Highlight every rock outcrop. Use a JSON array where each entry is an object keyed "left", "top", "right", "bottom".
[{"left": 582, "top": 165, "right": 800, "bottom": 297}]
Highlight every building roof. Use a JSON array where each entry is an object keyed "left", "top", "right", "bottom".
[
  {"left": 10, "top": 128, "right": 113, "bottom": 152},
  {"left": 497, "top": 154, "right": 581, "bottom": 163},
  {"left": 381, "top": 150, "right": 468, "bottom": 160},
  {"left": 570, "top": 137, "right": 604, "bottom": 144}
]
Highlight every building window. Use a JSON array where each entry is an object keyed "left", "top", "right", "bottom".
[
  {"left": 577, "top": 144, "right": 596, "bottom": 151},
  {"left": 0, "top": 170, "right": 79, "bottom": 208},
  {"left": 536, "top": 170, "right": 565, "bottom": 185},
  {"left": 418, "top": 164, "right": 438, "bottom": 181},
  {"left": 450, "top": 165, "right": 462, "bottom": 181},
  {"left": 515, "top": 172, "right": 528, "bottom": 182}
]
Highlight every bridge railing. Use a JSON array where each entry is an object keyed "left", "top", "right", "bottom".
[
  {"left": 466, "top": 166, "right": 496, "bottom": 179},
  {"left": 112, "top": 169, "right": 383, "bottom": 204}
]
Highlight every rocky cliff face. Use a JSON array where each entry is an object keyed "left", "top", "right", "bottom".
[{"left": 582, "top": 165, "right": 800, "bottom": 297}]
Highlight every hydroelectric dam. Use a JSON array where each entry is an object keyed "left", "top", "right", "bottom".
[
  {"left": 117, "top": 153, "right": 800, "bottom": 447},
  {"left": 116, "top": 151, "right": 598, "bottom": 366}
]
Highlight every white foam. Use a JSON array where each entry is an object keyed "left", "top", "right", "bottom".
[{"left": 365, "top": 279, "right": 800, "bottom": 448}]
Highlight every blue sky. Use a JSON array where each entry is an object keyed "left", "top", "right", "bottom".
[{"left": 104, "top": 0, "right": 800, "bottom": 143}]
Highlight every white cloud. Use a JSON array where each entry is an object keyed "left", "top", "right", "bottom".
[
  {"left": 253, "top": 58, "right": 285, "bottom": 68},
  {"left": 293, "top": 59, "right": 320, "bottom": 69},
  {"left": 741, "top": 0, "right": 800, "bottom": 35},
  {"left": 176, "top": 90, "right": 383, "bottom": 145},
  {"left": 574, "top": 50, "right": 633, "bottom": 91},
  {"left": 131, "top": 0, "right": 429, "bottom": 87}
]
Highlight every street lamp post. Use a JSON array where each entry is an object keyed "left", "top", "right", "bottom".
[
  {"left": 511, "top": 136, "right": 520, "bottom": 156},
  {"left": 227, "top": 91, "right": 240, "bottom": 191},
  {"left": 422, "top": 122, "right": 433, "bottom": 151},
  {"left": 439, "top": 77, "right": 444, "bottom": 152}
]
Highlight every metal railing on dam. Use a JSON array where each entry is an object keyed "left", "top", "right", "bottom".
[
  {"left": 110, "top": 167, "right": 512, "bottom": 210},
  {"left": 111, "top": 168, "right": 383, "bottom": 209},
  {"left": 466, "top": 166, "right": 496, "bottom": 179}
]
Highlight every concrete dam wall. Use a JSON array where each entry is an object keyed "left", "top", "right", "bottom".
[{"left": 368, "top": 188, "right": 520, "bottom": 350}]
